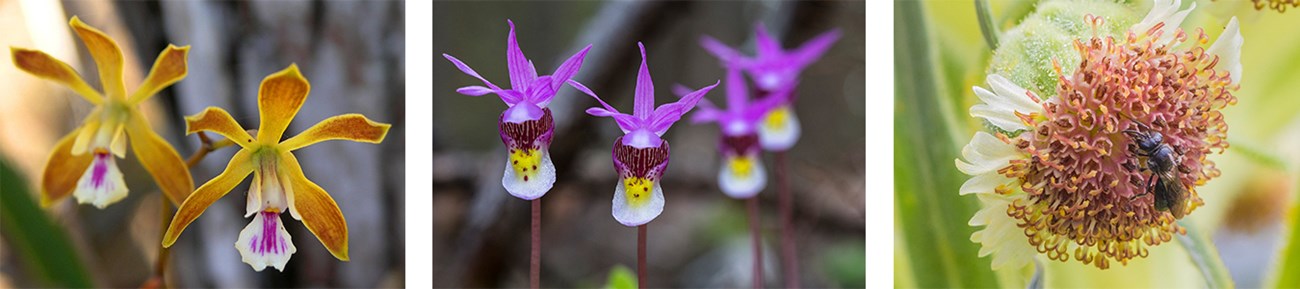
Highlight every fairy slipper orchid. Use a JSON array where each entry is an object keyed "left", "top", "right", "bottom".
[
  {"left": 676, "top": 67, "right": 786, "bottom": 199},
  {"left": 570, "top": 42, "right": 718, "bottom": 227},
  {"left": 442, "top": 19, "right": 591, "bottom": 200},
  {"left": 161, "top": 64, "right": 390, "bottom": 271},
  {"left": 701, "top": 25, "right": 839, "bottom": 151},
  {"left": 11, "top": 16, "right": 194, "bottom": 208}
]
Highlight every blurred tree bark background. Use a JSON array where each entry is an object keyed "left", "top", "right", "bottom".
[
  {"left": 0, "top": 0, "right": 404, "bottom": 287},
  {"left": 434, "top": 1, "right": 864, "bottom": 288}
]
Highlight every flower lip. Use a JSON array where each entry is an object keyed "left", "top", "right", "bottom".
[
  {"left": 499, "top": 107, "right": 555, "bottom": 150},
  {"left": 613, "top": 135, "right": 670, "bottom": 180}
]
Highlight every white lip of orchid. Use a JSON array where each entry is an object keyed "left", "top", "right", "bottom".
[
  {"left": 72, "top": 151, "right": 128, "bottom": 209},
  {"left": 235, "top": 211, "right": 297, "bottom": 272},
  {"left": 758, "top": 106, "right": 800, "bottom": 151},
  {"left": 611, "top": 179, "right": 665, "bottom": 227},
  {"left": 718, "top": 152, "right": 766, "bottom": 199}
]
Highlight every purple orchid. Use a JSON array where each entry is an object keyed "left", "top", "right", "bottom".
[
  {"left": 568, "top": 42, "right": 718, "bottom": 227},
  {"left": 701, "top": 24, "right": 839, "bottom": 151},
  {"left": 675, "top": 67, "right": 789, "bottom": 199},
  {"left": 443, "top": 19, "right": 592, "bottom": 200}
]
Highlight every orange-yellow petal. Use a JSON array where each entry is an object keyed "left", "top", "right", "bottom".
[
  {"left": 10, "top": 47, "right": 103, "bottom": 104},
  {"left": 184, "top": 107, "right": 255, "bottom": 148},
  {"left": 69, "top": 16, "right": 126, "bottom": 99},
  {"left": 40, "top": 129, "right": 95, "bottom": 207},
  {"left": 279, "top": 114, "right": 391, "bottom": 151},
  {"left": 256, "top": 64, "right": 310, "bottom": 144},
  {"left": 126, "top": 111, "right": 194, "bottom": 205},
  {"left": 129, "top": 44, "right": 190, "bottom": 104},
  {"left": 162, "top": 149, "right": 254, "bottom": 247},
  {"left": 280, "top": 152, "right": 349, "bottom": 261}
]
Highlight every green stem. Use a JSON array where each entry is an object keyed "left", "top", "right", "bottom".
[
  {"left": 975, "top": 0, "right": 1000, "bottom": 50},
  {"left": 1176, "top": 220, "right": 1235, "bottom": 289}
]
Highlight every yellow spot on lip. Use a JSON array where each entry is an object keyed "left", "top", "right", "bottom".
[
  {"left": 728, "top": 156, "right": 754, "bottom": 179},
  {"left": 510, "top": 148, "right": 543, "bottom": 181},
  {"left": 764, "top": 106, "right": 791, "bottom": 130},
  {"left": 623, "top": 177, "right": 653, "bottom": 207}
]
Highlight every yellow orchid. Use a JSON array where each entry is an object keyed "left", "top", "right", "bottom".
[
  {"left": 161, "top": 64, "right": 390, "bottom": 272},
  {"left": 10, "top": 16, "right": 193, "bottom": 208}
]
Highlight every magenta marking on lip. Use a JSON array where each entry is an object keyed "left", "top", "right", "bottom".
[
  {"left": 90, "top": 152, "right": 110, "bottom": 189},
  {"left": 254, "top": 212, "right": 284, "bottom": 255}
]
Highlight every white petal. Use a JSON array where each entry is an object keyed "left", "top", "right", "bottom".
[
  {"left": 984, "top": 75, "right": 1042, "bottom": 114},
  {"left": 1132, "top": 0, "right": 1196, "bottom": 45},
  {"left": 235, "top": 212, "right": 297, "bottom": 272},
  {"left": 955, "top": 132, "right": 1020, "bottom": 175},
  {"left": 970, "top": 75, "right": 1041, "bottom": 132},
  {"left": 758, "top": 106, "right": 801, "bottom": 151},
  {"left": 1207, "top": 17, "right": 1243, "bottom": 84},
  {"left": 967, "top": 193, "right": 1036, "bottom": 271},
  {"left": 718, "top": 153, "right": 767, "bottom": 199},
  {"left": 73, "top": 152, "right": 128, "bottom": 209},
  {"left": 502, "top": 149, "right": 556, "bottom": 200},
  {"left": 970, "top": 105, "right": 1028, "bottom": 132},
  {"left": 611, "top": 178, "right": 664, "bottom": 227},
  {"left": 959, "top": 173, "right": 1010, "bottom": 196}
]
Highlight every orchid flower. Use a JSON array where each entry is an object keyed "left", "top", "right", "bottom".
[
  {"left": 675, "top": 67, "right": 786, "bottom": 199},
  {"left": 701, "top": 25, "right": 840, "bottom": 151},
  {"left": 442, "top": 19, "right": 591, "bottom": 200},
  {"left": 161, "top": 64, "right": 390, "bottom": 271},
  {"left": 570, "top": 42, "right": 718, "bottom": 226},
  {"left": 11, "top": 16, "right": 193, "bottom": 208}
]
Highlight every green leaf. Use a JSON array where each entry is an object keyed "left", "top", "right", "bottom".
[
  {"left": 1176, "top": 220, "right": 1235, "bottom": 289},
  {"left": 0, "top": 158, "right": 93, "bottom": 288},
  {"left": 604, "top": 264, "right": 637, "bottom": 289},
  {"left": 894, "top": 1, "right": 1001, "bottom": 287}
]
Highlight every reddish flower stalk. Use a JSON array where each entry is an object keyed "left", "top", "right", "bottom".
[
  {"left": 748, "top": 197, "right": 764, "bottom": 289},
  {"left": 531, "top": 199, "right": 541, "bottom": 289},
  {"left": 776, "top": 152, "right": 799, "bottom": 288},
  {"left": 638, "top": 224, "right": 647, "bottom": 289}
]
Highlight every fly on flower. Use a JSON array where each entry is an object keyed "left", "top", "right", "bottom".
[
  {"left": 161, "top": 64, "right": 390, "bottom": 271},
  {"left": 11, "top": 16, "right": 194, "bottom": 209},
  {"left": 959, "top": 0, "right": 1242, "bottom": 270},
  {"left": 700, "top": 24, "right": 839, "bottom": 151},
  {"left": 570, "top": 42, "right": 718, "bottom": 226},
  {"left": 676, "top": 67, "right": 786, "bottom": 199},
  {"left": 442, "top": 19, "right": 591, "bottom": 200}
]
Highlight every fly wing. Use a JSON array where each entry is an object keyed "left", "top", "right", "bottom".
[{"left": 1157, "top": 171, "right": 1190, "bottom": 219}]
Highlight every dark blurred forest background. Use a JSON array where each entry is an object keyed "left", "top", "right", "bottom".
[
  {"left": 0, "top": 1, "right": 405, "bottom": 287},
  {"left": 434, "top": 1, "right": 865, "bottom": 288}
]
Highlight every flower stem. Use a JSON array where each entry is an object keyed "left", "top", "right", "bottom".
[
  {"left": 748, "top": 197, "right": 763, "bottom": 289},
  {"left": 975, "top": 0, "right": 1000, "bottom": 50},
  {"left": 531, "top": 198, "right": 541, "bottom": 289},
  {"left": 638, "top": 224, "right": 647, "bottom": 289},
  {"left": 776, "top": 151, "right": 799, "bottom": 288},
  {"left": 150, "top": 132, "right": 221, "bottom": 289}
]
